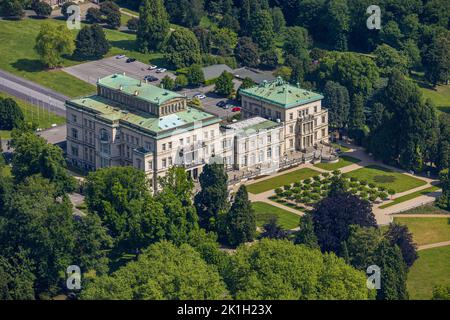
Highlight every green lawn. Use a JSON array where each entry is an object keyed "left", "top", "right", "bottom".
[
  {"left": 314, "top": 155, "right": 361, "bottom": 171},
  {"left": 0, "top": 92, "right": 65, "bottom": 140},
  {"left": 379, "top": 185, "right": 441, "bottom": 209},
  {"left": 252, "top": 201, "right": 300, "bottom": 230},
  {"left": 399, "top": 204, "right": 450, "bottom": 215},
  {"left": 410, "top": 73, "right": 450, "bottom": 114},
  {"left": 394, "top": 217, "right": 450, "bottom": 246},
  {"left": 247, "top": 168, "right": 321, "bottom": 194},
  {"left": 331, "top": 142, "right": 351, "bottom": 152},
  {"left": 343, "top": 165, "right": 427, "bottom": 193},
  {"left": 0, "top": 18, "right": 165, "bottom": 98},
  {"left": 407, "top": 245, "right": 450, "bottom": 299}
]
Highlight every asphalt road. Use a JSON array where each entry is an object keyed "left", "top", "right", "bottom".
[{"left": 0, "top": 69, "right": 67, "bottom": 117}]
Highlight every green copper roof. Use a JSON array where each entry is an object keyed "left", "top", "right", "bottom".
[
  {"left": 67, "top": 95, "right": 221, "bottom": 139},
  {"left": 240, "top": 77, "right": 323, "bottom": 109},
  {"left": 98, "top": 74, "right": 183, "bottom": 106}
]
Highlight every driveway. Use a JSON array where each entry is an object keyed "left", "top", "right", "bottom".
[{"left": 63, "top": 56, "right": 175, "bottom": 86}]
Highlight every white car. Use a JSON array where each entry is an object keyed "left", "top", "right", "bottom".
[
  {"left": 116, "top": 54, "right": 126, "bottom": 59},
  {"left": 148, "top": 65, "right": 157, "bottom": 70},
  {"left": 193, "top": 94, "right": 206, "bottom": 100},
  {"left": 156, "top": 68, "right": 167, "bottom": 73}
]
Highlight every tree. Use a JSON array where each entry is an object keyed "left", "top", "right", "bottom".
[
  {"left": 165, "top": 0, "right": 205, "bottom": 28},
  {"left": 137, "top": 0, "right": 170, "bottom": 52},
  {"left": 164, "top": 28, "right": 201, "bottom": 69},
  {"left": 235, "top": 37, "right": 260, "bottom": 68},
  {"left": 175, "top": 74, "right": 188, "bottom": 89},
  {"left": 0, "top": 251, "right": 35, "bottom": 300},
  {"left": 81, "top": 242, "right": 230, "bottom": 300},
  {"left": 223, "top": 185, "right": 255, "bottom": 246},
  {"left": 346, "top": 225, "right": 382, "bottom": 270},
  {"left": 0, "top": 97, "right": 24, "bottom": 131},
  {"left": 368, "top": 71, "right": 439, "bottom": 171},
  {"left": 214, "top": 71, "right": 234, "bottom": 97},
  {"left": 212, "top": 27, "right": 238, "bottom": 56},
  {"left": 61, "top": 1, "right": 76, "bottom": 19},
  {"left": 127, "top": 17, "right": 139, "bottom": 32},
  {"left": 84, "top": 166, "right": 150, "bottom": 241},
  {"left": 74, "top": 24, "right": 110, "bottom": 59},
  {"left": 11, "top": 132, "right": 76, "bottom": 195},
  {"left": 283, "top": 26, "right": 312, "bottom": 60},
  {"left": 32, "top": 1, "right": 51, "bottom": 18},
  {"left": 373, "top": 240, "right": 408, "bottom": 300},
  {"left": 271, "top": 7, "right": 285, "bottom": 34},
  {"left": 294, "top": 213, "right": 319, "bottom": 249},
  {"left": 186, "top": 64, "right": 205, "bottom": 87},
  {"left": 225, "top": 239, "right": 370, "bottom": 299},
  {"left": 160, "top": 75, "right": 175, "bottom": 90},
  {"left": 380, "top": 20, "right": 403, "bottom": 48},
  {"left": 105, "top": 10, "right": 121, "bottom": 29},
  {"left": 193, "top": 27, "right": 212, "bottom": 54},
  {"left": 322, "top": 81, "right": 350, "bottom": 130},
  {"left": 260, "top": 217, "right": 287, "bottom": 239},
  {"left": 322, "top": 0, "right": 350, "bottom": 51},
  {"left": 374, "top": 44, "right": 409, "bottom": 76},
  {"left": 348, "top": 94, "right": 367, "bottom": 144},
  {"left": 194, "top": 163, "right": 228, "bottom": 231},
  {"left": 86, "top": 7, "right": 102, "bottom": 24},
  {"left": 384, "top": 223, "right": 418, "bottom": 269},
  {"left": 260, "top": 48, "right": 279, "bottom": 69},
  {"left": 422, "top": 33, "right": 450, "bottom": 86},
  {"left": 436, "top": 169, "right": 450, "bottom": 210},
  {"left": 34, "top": 22, "right": 75, "bottom": 68},
  {"left": 249, "top": 9, "right": 274, "bottom": 51},
  {"left": 311, "top": 192, "right": 377, "bottom": 253}
]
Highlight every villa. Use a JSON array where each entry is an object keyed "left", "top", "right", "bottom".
[{"left": 66, "top": 74, "right": 335, "bottom": 191}]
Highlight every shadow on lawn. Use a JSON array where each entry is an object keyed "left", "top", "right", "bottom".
[{"left": 11, "top": 58, "right": 46, "bottom": 73}]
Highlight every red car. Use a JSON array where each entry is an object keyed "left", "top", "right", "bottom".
[{"left": 231, "top": 107, "right": 241, "bottom": 112}]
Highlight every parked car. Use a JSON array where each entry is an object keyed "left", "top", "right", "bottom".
[
  {"left": 231, "top": 107, "right": 241, "bottom": 112},
  {"left": 193, "top": 93, "right": 206, "bottom": 100},
  {"left": 126, "top": 58, "right": 136, "bottom": 63},
  {"left": 148, "top": 65, "right": 157, "bottom": 70},
  {"left": 144, "top": 75, "right": 158, "bottom": 82},
  {"left": 116, "top": 54, "right": 126, "bottom": 59},
  {"left": 216, "top": 101, "right": 226, "bottom": 108},
  {"left": 156, "top": 68, "right": 167, "bottom": 73}
]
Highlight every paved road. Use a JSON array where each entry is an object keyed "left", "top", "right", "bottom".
[{"left": 0, "top": 69, "right": 67, "bottom": 117}]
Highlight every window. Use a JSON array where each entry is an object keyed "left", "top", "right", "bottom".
[
  {"left": 322, "top": 128, "right": 326, "bottom": 137},
  {"left": 148, "top": 160, "right": 153, "bottom": 171},
  {"left": 99, "top": 129, "right": 109, "bottom": 142},
  {"left": 193, "top": 134, "right": 197, "bottom": 142},
  {"left": 314, "top": 106, "right": 317, "bottom": 113},
  {"left": 267, "top": 147, "right": 272, "bottom": 158},
  {"left": 71, "top": 114, "right": 77, "bottom": 123},
  {"left": 179, "top": 138, "right": 184, "bottom": 145},
  {"left": 162, "top": 158, "right": 167, "bottom": 168},
  {"left": 289, "top": 139, "right": 294, "bottom": 148},
  {"left": 162, "top": 143, "right": 166, "bottom": 151},
  {"left": 168, "top": 157, "right": 172, "bottom": 166},
  {"left": 71, "top": 128, "right": 78, "bottom": 139},
  {"left": 204, "top": 131, "right": 208, "bottom": 139},
  {"left": 322, "top": 116, "right": 326, "bottom": 123},
  {"left": 289, "top": 113, "right": 293, "bottom": 120},
  {"left": 210, "top": 130, "right": 215, "bottom": 138},
  {"left": 168, "top": 142, "right": 172, "bottom": 149},
  {"left": 268, "top": 134, "right": 272, "bottom": 143},
  {"left": 100, "top": 143, "right": 110, "bottom": 155},
  {"left": 289, "top": 125, "right": 294, "bottom": 134},
  {"left": 71, "top": 145, "right": 79, "bottom": 157}
]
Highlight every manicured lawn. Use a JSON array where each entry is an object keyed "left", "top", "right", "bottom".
[
  {"left": 331, "top": 142, "right": 351, "bottom": 152},
  {"left": 410, "top": 73, "right": 450, "bottom": 114},
  {"left": 393, "top": 217, "right": 450, "bottom": 246},
  {"left": 314, "top": 155, "right": 361, "bottom": 171},
  {"left": 247, "top": 168, "right": 321, "bottom": 194},
  {"left": 407, "top": 245, "right": 450, "bottom": 299},
  {"left": 0, "top": 18, "right": 165, "bottom": 97},
  {"left": 399, "top": 204, "right": 450, "bottom": 215},
  {"left": 343, "top": 165, "right": 427, "bottom": 193},
  {"left": 0, "top": 92, "right": 65, "bottom": 139},
  {"left": 379, "top": 185, "right": 442, "bottom": 209},
  {"left": 252, "top": 201, "right": 300, "bottom": 230}
]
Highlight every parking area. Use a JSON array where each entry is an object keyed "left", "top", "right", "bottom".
[
  {"left": 63, "top": 56, "right": 175, "bottom": 86},
  {"left": 63, "top": 57, "right": 242, "bottom": 119}
]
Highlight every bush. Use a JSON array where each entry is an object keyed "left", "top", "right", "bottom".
[
  {"left": 350, "top": 188, "right": 358, "bottom": 194},
  {"left": 359, "top": 191, "right": 368, "bottom": 198},
  {"left": 368, "top": 183, "right": 376, "bottom": 188},
  {"left": 61, "top": 1, "right": 76, "bottom": 19},
  {"left": 379, "top": 192, "right": 389, "bottom": 200},
  {"left": 127, "top": 17, "right": 139, "bottom": 32},
  {"left": 293, "top": 182, "right": 301, "bottom": 188},
  {"left": 283, "top": 184, "right": 291, "bottom": 190},
  {"left": 350, "top": 177, "right": 358, "bottom": 182},
  {"left": 332, "top": 170, "right": 341, "bottom": 176},
  {"left": 369, "top": 195, "right": 377, "bottom": 202},
  {"left": 388, "top": 189, "right": 396, "bottom": 196},
  {"left": 303, "top": 178, "right": 311, "bottom": 184},
  {"left": 33, "top": 1, "right": 52, "bottom": 18},
  {"left": 86, "top": 7, "right": 103, "bottom": 23},
  {"left": 292, "top": 187, "right": 301, "bottom": 194},
  {"left": 313, "top": 175, "right": 321, "bottom": 182},
  {"left": 322, "top": 172, "right": 330, "bottom": 178},
  {"left": 175, "top": 74, "right": 188, "bottom": 90},
  {"left": 378, "top": 186, "right": 386, "bottom": 192},
  {"left": 360, "top": 180, "right": 368, "bottom": 186},
  {"left": 274, "top": 188, "right": 283, "bottom": 195},
  {"left": 312, "top": 181, "right": 321, "bottom": 188}
]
